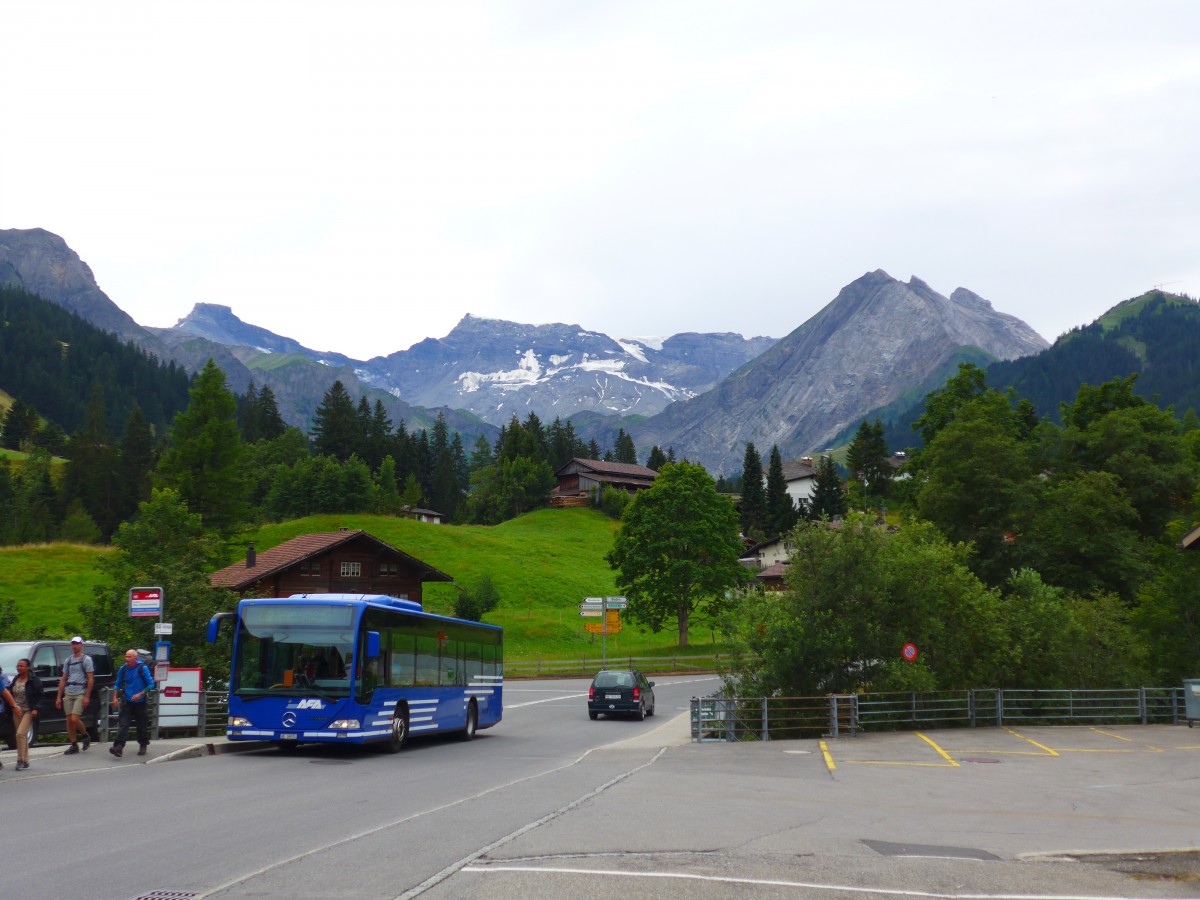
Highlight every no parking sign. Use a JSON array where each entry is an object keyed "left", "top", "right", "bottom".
[{"left": 902, "top": 642, "right": 919, "bottom": 662}]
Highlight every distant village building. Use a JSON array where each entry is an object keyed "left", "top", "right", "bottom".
[
  {"left": 782, "top": 458, "right": 818, "bottom": 509},
  {"left": 400, "top": 507, "right": 444, "bottom": 524},
  {"left": 210, "top": 530, "right": 453, "bottom": 601},
  {"left": 551, "top": 458, "right": 658, "bottom": 508}
]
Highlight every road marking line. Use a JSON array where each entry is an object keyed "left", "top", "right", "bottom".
[
  {"left": 819, "top": 740, "right": 836, "bottom": 772},
  {"left": 461, "top": 864, "right": 1157, "bottom": 899},
  {"left": 1004, "top": 727, "right": 1059, "bottom": 756},
  {"left": 916, "top": 732, "right": 959, "bottom": 767}
]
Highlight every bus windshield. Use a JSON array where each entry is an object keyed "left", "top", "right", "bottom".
[{"left": 233, "top": 603, "right": 356, "bottom": 700}]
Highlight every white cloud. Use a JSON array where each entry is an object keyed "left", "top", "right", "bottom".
[{"left": 3, "top": 1, "right": 1198, "bottom": 357}]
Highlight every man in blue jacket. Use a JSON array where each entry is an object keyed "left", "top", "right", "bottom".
[{"left": 109, "top": 649, "right": 155, "bottom": 758}]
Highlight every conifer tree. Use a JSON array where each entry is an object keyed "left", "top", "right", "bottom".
[
  {"left": 614, "top": 428, "right": 638, "bottom": 464},
  {"left": 739, "top": 442, "right": 767, "bottom": 539},
  {"left": 646, "top": 445, "right": 668, "bottom": 471},
  {"left": 311, "top": 381, "right": 360, "bottom": 461},
  {"left": 765, "top": 444, "right": 797, "bottom": 535},
  {"left": 809, "top": 455, "right": 847, "bottom": 519},
  {"left": 156, "top": 359, "right": 246, "bottom": 534}
]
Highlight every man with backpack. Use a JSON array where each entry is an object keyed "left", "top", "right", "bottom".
[
  {"left": 55, "top": 637, "right": 94, "bottom": 754},
  {"left": 109, "top": 649, "right": 155, "bottom": 758}
]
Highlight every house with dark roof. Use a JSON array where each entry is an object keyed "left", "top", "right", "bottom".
[
  {"left": 551, "top": 458, "right": 658, "bottom": 507},
  {"left": 210, "top": 530, "right": 453, "bottom": 601},
  {"left": 781, "top": 458, "right": 818, "bottom": 509}
]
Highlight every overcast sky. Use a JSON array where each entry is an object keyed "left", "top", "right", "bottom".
[{"left": 3, "top": 2, "right": 1198, "bottom": 360}]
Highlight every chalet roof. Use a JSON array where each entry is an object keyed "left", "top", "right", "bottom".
[
  {"left": 741, "top": 536, "right": 785, "bottom": 558},
  {"left": 555, "top": 457, "right": 659, "bottom": 480},
  {"left": 209, "top": 530, "right": 453, "bottom": 590},
  {"left": 756, "top": 561, "right": 789, "bottom": 581},
  {"left": 1182, "top": 522, "right": 1200, "bottom": 551},
  {"left": 781, "top": 460, "right": 816, "bottom": 482}
]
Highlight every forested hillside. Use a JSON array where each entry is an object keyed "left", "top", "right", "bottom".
[
  {"left": 989, "top": 291, "right": 1200, "bottom": 422},
  {"left": 878, "top": 291, "right": 1200, "bottom": 453},
  {"left": 0, "top": 286, "right": 191, "bottom": 436}
]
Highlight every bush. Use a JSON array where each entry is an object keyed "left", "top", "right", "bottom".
[
  {"left": 453, "top": 574, "right": 501, "bottom": 622},
  {"left": 595, "top": 485, "right": 630, "bottom": 519}
]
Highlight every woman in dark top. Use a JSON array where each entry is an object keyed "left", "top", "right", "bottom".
[{"left": 8, "top": 658, "right": 43, "bottom": 770}]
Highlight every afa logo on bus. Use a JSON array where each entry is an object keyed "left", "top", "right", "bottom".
[{"left": 291, "top": 699, "right": 325, "bottom": 710}]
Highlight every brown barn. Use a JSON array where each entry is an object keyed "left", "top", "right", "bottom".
[
  {"left": 210, "top": 530, "right": 453, "bottom": 601},
  {"left": 551, "top": 458, "right": 658, "bottom": 508}
]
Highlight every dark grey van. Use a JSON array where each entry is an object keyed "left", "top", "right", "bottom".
[{"left": 0, "top": 640, "right": 114, "bottom": 747}]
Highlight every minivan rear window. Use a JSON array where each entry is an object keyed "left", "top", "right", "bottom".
[{"left": 594, "top": 672, "right": 634, "bottom": 689}]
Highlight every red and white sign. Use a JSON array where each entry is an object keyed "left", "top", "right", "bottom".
[
  {"left": 163, "top": 685, "right": 183, "bottom": 698},
  {"left": 129, "top": 587, "right": 163, "bottom": 618},
  {"left": 902, "top": 642, "right": 919, "bottom": 662}
]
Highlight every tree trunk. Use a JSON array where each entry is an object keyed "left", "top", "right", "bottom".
[{"left": 677, "top": 602, "right": 689, "bottom": 647}]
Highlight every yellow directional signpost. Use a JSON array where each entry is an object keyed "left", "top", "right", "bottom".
[{"left": 579, "top": 597, "right": 627, "bottom": 665}]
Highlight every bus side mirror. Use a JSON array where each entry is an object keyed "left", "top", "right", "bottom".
[
  {"left": 366, "top": 631, "right": 381, "bottom": 658},
  {"left": 207, "top": 612, "right": 235, "bottom": 643}
]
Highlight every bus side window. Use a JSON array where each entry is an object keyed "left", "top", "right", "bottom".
[{"left": 390, "top": 632, "right": 415, "bottom": 686}]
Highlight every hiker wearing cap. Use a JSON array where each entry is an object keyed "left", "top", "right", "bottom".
[
  {"left": 109, "top": 649, "right": 154, "bottom": 758},
  {"left": 55, "top": 637, "right": 94, "bottom": 754}
]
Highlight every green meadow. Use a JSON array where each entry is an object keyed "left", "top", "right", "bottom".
[{"left": 1, "top": 508, "right": 729, "bottom": 660}]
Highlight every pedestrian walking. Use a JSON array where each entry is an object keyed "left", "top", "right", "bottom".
[
  {"left": 55, "top": 637, "right": 94, "bottom": 754},
  {"left": 7, "top": 659, "right": 42, "bottom": 770},
  {"left": 0, "top": 666, "right": 15, "bottom": 770},
  {"left": 109, "top": 649, "right": 155, "bottom": 758}
]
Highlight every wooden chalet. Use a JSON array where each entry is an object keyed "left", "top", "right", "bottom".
[
  {"left": 210, "top": 530, "right": 453, "bottom": 601},
  {"left": 551, "top": 458, "right": 659, "bottom": 508}
]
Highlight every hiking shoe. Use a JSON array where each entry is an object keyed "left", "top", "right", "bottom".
[
  {"left": 109, "top": 746, "right": 123, "bottom": 758},
  {"left": 137, "top": 745, "right": 148, "bottom": 756},
  {"left": 82, "top": 735, "right": 91, "bottom": 751},
  {"left": 19, "top": 761, "right": 29, "bottom": 770},
  {"left": 64, "top": 744, "right": 80, "bottom": 755}
]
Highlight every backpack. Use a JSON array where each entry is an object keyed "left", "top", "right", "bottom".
[{"left": 116, "top": 662, "right": 153, "bottom": 696}]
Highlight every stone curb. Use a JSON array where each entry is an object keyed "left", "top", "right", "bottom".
[{"left": 149, "top": 740, "right": 273, "bottom": 764}]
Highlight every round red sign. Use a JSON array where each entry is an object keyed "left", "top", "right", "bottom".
[{"left": 902, "top": 642, "right": 919, "bottom": 662}]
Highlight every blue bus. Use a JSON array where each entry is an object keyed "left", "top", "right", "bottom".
[{"left": 208, "top": 593, "right": 502, "bottom": 751}]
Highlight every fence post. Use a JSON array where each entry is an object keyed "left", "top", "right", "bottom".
[
  {"left": 968, "top": 690, "right": 975, "bottom": 728},
  {"left": 1139, "top": 687, "right": 1147, "bottom": 725},
  {"left": 724, "top": 698, "right": 735, "bottom": 742},
  {"left": 99, "top": 686, "right": 110, "bottom": 742},
  {"left": 998, "top": 689, "right": 1004, "bottom": 727},
  {"left": 151, "top": 691, "right": 160, "bottom": 741},
  {"left": 761, "top": 698, "right": 769, "bottom": 741},
  {"left": 197, "top": 690, "right": 207, "bottom": 737},
  {"left": 829, "top": 695, "right": 839, "bottom": 738}
]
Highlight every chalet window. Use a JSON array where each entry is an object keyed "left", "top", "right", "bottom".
[
  {"left": 378, "top": 562, "right": 398, "bottom": 576},
  {"left": 300, "top": 561, "right": 321, "bottom": 577},
  {"left": 340, "top": 561, "right": 362, "bottom": 578}
]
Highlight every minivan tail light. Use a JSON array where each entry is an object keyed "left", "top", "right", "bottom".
[
  {"left": 589, "top": 686, "right": 594, "bottom": 700},
  {"left": 633, "top": 687, "right": 640, "bottom": 700}
]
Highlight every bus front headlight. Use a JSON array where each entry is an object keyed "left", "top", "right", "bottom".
[
  {"left": 328, "top": 718, "right": 360, "bottom": 730},
  {"left": 229, "top": 716, "right": 253, "bottom": 727}
]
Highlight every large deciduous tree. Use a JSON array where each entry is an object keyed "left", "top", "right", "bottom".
[
  {"left": 607, "top": 462, "right": 747, "bottom": 646},
  {"left": 82, "top": 488, "right": 236, "bottom": 679}
]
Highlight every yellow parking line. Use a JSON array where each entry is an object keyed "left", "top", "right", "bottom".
[
  {"left": 1086, "top": 727, "right": 1163, "bottom": 752},
  {"left": 916, "top": 732, "right": 960, "bottom": 767},
  {"left": 819, "top": 740, "right": 836, "bottom": 772},
  {"left": 1004, "top": 727, "right": 1059, "bottom": 756}
]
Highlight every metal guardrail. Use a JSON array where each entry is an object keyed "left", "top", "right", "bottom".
[
  {"left": 505, "top": 654, "right": 722, "bottom": 679},
  {"left": 691, "top": 687, "right": 1188, "bottom": 742},
  {"left": 99, "top": 687, "right": 230, "bottom": 741}
]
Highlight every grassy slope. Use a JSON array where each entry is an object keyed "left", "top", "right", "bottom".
[
  {"left": 2, "top": 509, "right": 727, "bottom": 659},
  {"left": 0, "top": 543, "right": 113, "bottom": 636}
]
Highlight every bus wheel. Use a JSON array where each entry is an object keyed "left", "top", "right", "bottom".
[
  {"left": 386, "top": 708, "right": 409, "bottom": 753},
  {"left": 460, "top": 700, "right": 478, "bottom": 741}
]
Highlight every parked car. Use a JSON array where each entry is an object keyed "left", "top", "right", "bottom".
[
  {"left": 588, "top": 668, "right": 655, "bottom": 720},
  {"left": 0, "top": 640, "right": 115, "bottom": 748}
]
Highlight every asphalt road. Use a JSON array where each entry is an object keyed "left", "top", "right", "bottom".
[{"left": 6, "top": 675, "right": 1200, "bottom": 900}]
